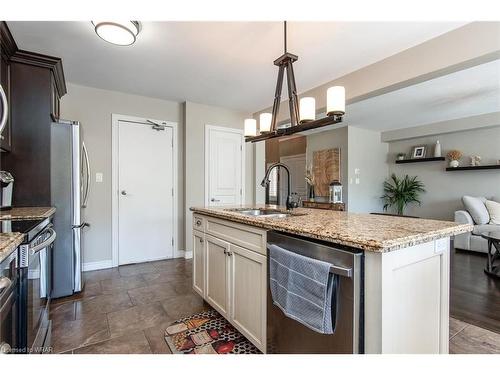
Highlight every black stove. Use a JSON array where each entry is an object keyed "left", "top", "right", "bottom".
[{"left": 0, "top": 218, "right": 50, "bottom": 242}]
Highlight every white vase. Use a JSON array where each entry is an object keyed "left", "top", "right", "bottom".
[
  {"left": 449, "top": 160, "right": 459, "bottom": 168},
  {"left": 434, "top": 140, "right": 441, "bottom": 157}
]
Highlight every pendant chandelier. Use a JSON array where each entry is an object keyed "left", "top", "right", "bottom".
[{"left": 244, "top": 21, "right": 345, "bottom": 143}]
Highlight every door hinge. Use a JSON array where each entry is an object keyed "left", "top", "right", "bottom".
[
  {"left": 171, "top": 238, "right": 174, "bottom": 247},
  {"left": 171, "top": 188, "right": 174, "bottom": 196},
  {"left": 240, "top": 188, "right": 242, "bottom": 195}
]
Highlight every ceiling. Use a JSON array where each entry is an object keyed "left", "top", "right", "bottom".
[
  {"left": 345, "top": 59, "right": 500, "bottom": 132},
  {"left": 7, "top": 21, "right": 467, "bottom": 112}
]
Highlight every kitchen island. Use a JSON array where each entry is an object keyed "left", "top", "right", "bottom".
[{"left": 190, "top": 205, "right": 472, "bottom": 354}]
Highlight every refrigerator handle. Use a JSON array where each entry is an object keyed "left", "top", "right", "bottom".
[{"left": 82, "top": 141, "right": 91, "bottom": 208}]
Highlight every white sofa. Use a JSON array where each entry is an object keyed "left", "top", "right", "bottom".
[{"left": 454, "top": 196, "right": 500, "bottom": 253}]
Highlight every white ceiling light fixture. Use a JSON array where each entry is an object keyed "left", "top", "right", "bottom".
[{"left": 91, "top": 21, "right": 140, "bottom": 46}]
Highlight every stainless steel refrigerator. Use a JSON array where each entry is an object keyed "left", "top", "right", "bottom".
[{"left": 50, "top": 119, "right": 91, "bottom": 298}]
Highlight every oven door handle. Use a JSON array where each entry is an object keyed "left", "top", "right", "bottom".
[
  {"left": 0, "top": 276, "right": 12, "bottom": 299},
  {"left": 30, "top": 228, "right": 57, "bottom": 255}
]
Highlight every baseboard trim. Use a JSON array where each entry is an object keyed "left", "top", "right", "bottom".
[
  {"left": 82, "top": 260, "right": 114, "bottom": 272},
  {"left": 184, "top": 251, "right": 193, "bottom": 259}
]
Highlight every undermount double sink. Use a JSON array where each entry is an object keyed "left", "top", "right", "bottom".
[{"left": 226, "top": 208, "right": 303, "bottom": 218}]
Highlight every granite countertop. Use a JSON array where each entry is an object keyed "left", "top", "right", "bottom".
[
  {"left": 190, "top": 205, "right": 473, "bottom": 252},
  {"left": 0, "top": 207, "right": 56, "bottom": 221},
  {"left": 0, "top": 233, "right": 24, "bottom": 263}
]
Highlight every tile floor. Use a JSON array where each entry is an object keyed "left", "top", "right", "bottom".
[{"left": 50, "top": 258, "right": 500, "bottom": 354}]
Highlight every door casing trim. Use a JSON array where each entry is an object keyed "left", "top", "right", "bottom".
[{"left": 111, "top": 113, "right": 180, "bottom": 267}]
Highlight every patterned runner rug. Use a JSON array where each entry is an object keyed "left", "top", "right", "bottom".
[{"left": 164, "top": 309, "right": 261, "bottom": 354}]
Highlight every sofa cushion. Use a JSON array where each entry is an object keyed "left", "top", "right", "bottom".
[
  {"left": 462, "top": 196, "right": 489, "bottom": 225},
  {"left": 472, "top": 224, "right": 500, "bottom": 236},
  {"left": 485, "top": 200, "right": 500, "bottom": 225}
]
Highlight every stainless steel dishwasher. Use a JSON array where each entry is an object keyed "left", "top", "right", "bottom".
[{"left": 266, "top": 231, "right": 364, "bottom": 354}]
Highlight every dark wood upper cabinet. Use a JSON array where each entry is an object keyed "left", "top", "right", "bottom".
[
  {"left": 0, "top": 23, "right": 14, "bottom": 152},
  {"left": 0, "top": 21, "right": 67, "bottom": 206}
]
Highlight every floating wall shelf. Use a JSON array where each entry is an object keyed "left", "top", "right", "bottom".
[
  {"left": 395, "top": 157, "right": 445, "bottom": 164},
  {"left": 446, "top": 165, "right": 500, "bottom": 171}
]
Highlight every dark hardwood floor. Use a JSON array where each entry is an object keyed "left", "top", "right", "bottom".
[{"left": 451, "top": 248, "right": 500, "bottom": 334}]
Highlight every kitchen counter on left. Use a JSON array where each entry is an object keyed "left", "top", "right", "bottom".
[
  {"left": 0, "top": 207, "right": 56, "bottom": 220},
  {"left": 0, "top": 233, "right": 24, "bottom": 263}
]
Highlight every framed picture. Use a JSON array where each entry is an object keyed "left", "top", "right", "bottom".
[{"left": 412, "top": 145, "right": 427, "bottom": 159}]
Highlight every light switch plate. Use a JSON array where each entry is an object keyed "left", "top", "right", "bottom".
[{"left": 96, "top": 173, "right": 103, "bottom": 183}]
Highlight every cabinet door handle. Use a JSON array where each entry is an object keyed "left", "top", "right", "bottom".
[
  {"left": 227, "top": 251, "right": 232, "bottom": 257},
  {"left": 196, "top": 219, "right": 202, "bottom": 226},
  {"left": 223, "top": 249, "right": 227, "bottom": 255},
  {"left": 199, "top": 238, "right": 204, "bottom": 243},
  {"left": 211, "top": 198, "right": 220, "bottom": 202}
]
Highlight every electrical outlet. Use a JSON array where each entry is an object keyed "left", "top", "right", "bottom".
[{"left": 96, "top": 173, "right": 103, "bottom": 183}]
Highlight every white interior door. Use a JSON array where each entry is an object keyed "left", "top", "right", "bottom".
[
  {"left": 205, "top": 126, "right": 244, "bottom": 206},
  {"left": 118, "top": 120, "right": 174, "bottom": 265}
]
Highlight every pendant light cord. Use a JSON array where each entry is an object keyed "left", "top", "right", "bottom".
[{"left": 284, "top": 21, "right": 287, "bottom": 54}]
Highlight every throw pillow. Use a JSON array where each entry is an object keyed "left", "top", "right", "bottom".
[
  {"left": 485, "top": 200, "right": 500, "bottom": 225},
  {"left": 462, "top": 195, "right": 489, "bottom": 225}
]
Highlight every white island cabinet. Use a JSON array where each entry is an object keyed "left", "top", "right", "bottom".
[
  {"left": 192, "top": 214, "right": 267, "bottom": 352},
  {"left": 364, "top": 237, "right": 450, "bottom": 354},
  {"left": 191, "top": 208, "right": 466, "bottom": 354}
]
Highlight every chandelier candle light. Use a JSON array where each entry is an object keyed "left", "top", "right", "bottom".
[{"left": 244, "top": 21, "right": 346, "bottom": 143}]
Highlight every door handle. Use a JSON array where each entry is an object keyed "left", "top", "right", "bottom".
[
  {"left": 210, "top": 198, "right": 220, "bottom": 202},
  {"left": 72, "top": 222, "right": 90, "bottom": 229},
  {"left": 121, "top": 190, "right": 127, "bottom": 196}
]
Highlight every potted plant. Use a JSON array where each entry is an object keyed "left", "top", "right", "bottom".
[
  {"left": 447, "top": 150, "right": 462, "bottom": 168},
  {"left": 381, "top": 174, "right": 425, "bottom": 216},
  {"left": 396, "top": 153, "right": 406, "bottom": 161}
]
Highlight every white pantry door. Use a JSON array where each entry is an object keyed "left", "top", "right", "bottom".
[
  {"left": 205, "top": 126, "right": 244, "bottom": 206},
  {"left": 118, "top": 120, "right": 174, "bottom": 265}
]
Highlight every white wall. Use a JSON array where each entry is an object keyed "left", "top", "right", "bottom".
[
  {"left": 387, "top": 125, "right": 500, "bottom": 220},
  {"left": 347, "top": 127, "right": 389, "bottom": 213},
  {"left": 61, "top": 83, "right": 184, "bottom": 265},
  {"left": 184, "top": 101, "right": 254, "bottom": 253}
]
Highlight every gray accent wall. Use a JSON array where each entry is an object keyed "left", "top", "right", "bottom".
[
  {"left": 387, "top": 125, "right": 500, "bottom": 220},
  {"left": 61, "top": 83, "right": 184, "bottom": 266},
  {"left": 347, "top": 127, "right": 388, "bottom": 213}
]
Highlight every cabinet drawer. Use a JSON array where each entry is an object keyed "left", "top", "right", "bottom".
[
  {"left": 193, "top": 214, "right": 205, "bottom": 232},
  {"left": 206, "top": 217, "right": 267, "bottom": 255}
]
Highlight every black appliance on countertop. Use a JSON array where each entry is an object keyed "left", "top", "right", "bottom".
[{"left": 0, "top": 218, "right": 55, "bottom": 353}]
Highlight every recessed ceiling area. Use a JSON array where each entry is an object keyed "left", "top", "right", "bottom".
[
  {"left": 7, "top": 21, "right": 466, "bottom": 112},
  {"left": 344, "top": 59, "right": 500, "bottom": 132}
]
